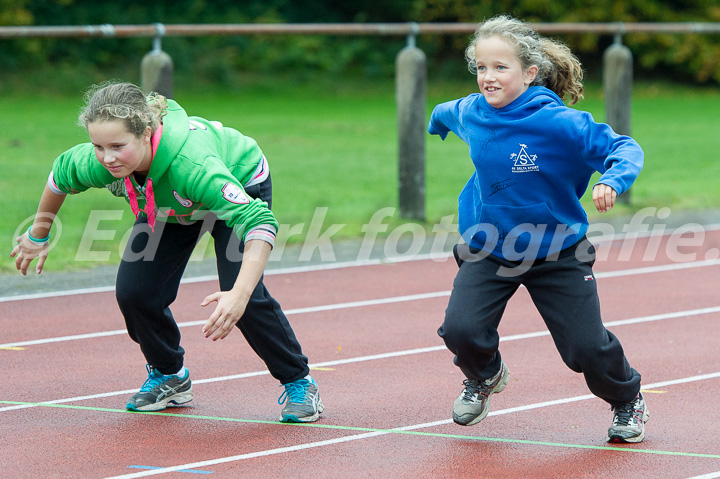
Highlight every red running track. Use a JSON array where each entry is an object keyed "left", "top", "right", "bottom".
[{"left": 1, "top": 229, "right": 720, "bottom": 479}]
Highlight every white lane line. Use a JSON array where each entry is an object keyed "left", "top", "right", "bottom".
[
  {"left": 0, "top": 291, "right": 451, "bottom": 349},
  {"left": 106, "top": 431, "right": 392, "bottom": 478},
  {"left": 3, "top": 255, "right": 720, "bottom": 349},
  {"left": 3, "top": 295, "right": 719, "bottom": 351},
  {"left": 2, "top": 254, "right": 451, "bottom": 303},
  {"left": 102, "top": 371, "right": 720, "bottom": 478},
  {"left": 2, "top": 307, "right": 718, "bottom": 414},
  {"left": 596, "top": 258, "right": 720, "bottom": 278},
  {"left": 602, "top": 306, "right": 720, "bottom": 328},
  {"left": 1, "top": 245, "right": 718, "bottom": 303},
  {"left": 0, "top": 346, "right": 447, "bottom": 413},
  {"left": 1, "top": 329, "right": 132, "bottom": 348},
  {"left": 685, "top": 472, "right": 720, "bottom": 479}
]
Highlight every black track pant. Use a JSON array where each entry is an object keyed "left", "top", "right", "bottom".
[
  {"left": 115, "top": 176, "right": 309, "bottom": 384},
  {"left": 438, "top": 237, "right": 641, "bottom": 406}
]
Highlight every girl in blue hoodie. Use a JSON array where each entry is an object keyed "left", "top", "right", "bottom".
[{"left": 428, "top": 15, "right": 647, "bottom": 443}]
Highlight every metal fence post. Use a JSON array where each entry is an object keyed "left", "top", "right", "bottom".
[
  {"left": 141, "top": 23, "right": 174, "bottom": 98},
  {"left": 395, "top": 23, "right": 426, "bottom": 221},
  {"left": 603, "top": 30, "right": 633, "bottom": 204}
]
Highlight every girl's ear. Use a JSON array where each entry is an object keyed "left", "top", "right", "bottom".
[
  {"left": 525, "top": 65, "right": 539, "bottom": 85},
  {"left": 142, "top": 126, "right": 153, "bottom": 144}
]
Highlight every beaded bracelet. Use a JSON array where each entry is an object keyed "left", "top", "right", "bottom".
[{"left": 27, "top": 226, "right": 50, "bottom": 245}]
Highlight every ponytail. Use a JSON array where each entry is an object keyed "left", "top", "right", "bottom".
[{"left": 538, "top": 38, "right": 584, "bottom": 105}]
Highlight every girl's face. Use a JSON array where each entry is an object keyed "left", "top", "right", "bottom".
[
  {"left": 87, "top": 120, "right": 152, "bottom": 178},
  {"left": 474, "top": 36, "right": 538, "bottom": 109}
]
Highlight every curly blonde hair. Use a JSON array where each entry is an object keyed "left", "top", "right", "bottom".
[
  {"left": 465, "top": 15, "right": 584, "bottom": 105},
  {"left": 78, "top": 81, "right": 168, "bottom": 137}
]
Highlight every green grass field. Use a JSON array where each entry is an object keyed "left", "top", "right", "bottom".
[{"left": 2, "top": 74, "right": 719, "bottom": 272}]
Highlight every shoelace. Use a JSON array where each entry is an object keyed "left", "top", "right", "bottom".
[
  {"left": 461, "top": 379, "right": 486, "bottom": 400},
  {"left": 611, "top": 403, "right": 635, "bottom": 426},
  {"left": 278, "top": 380, "right": 310, "bottom": 405},
  {"left": 139, "top": 365, "right": 167, "bottom": 392}
]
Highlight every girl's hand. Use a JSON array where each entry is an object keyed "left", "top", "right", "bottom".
[
  {"left": 200, "top": 288, "right": 251, "bottom": 341},
  {"left": 593, "top": 183, "right": 617, "bottom": 213},
  {"left": 201, "top": 238, "right": 270, "bottom": 341},
  {"left": 10, "top": 233, "right": 49, "bottom": 275}
]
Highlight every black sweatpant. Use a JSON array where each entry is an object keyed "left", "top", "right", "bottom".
[
  {"left": 115, "top": 176, "right": 310, "bottom": 384},
  {"left": 438, "top": 237, "right": 641, "bottom": 406}
]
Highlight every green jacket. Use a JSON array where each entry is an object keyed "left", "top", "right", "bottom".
[{"left": 49, "top": 99, "right": 278, "bottom": 245}]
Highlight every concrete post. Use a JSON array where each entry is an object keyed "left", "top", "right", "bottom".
[
  {"left": 603, "top": 36, "right": 633, "bottom": 204},
  {"left": 141, "top": 24, "right": 173, "bottom": 98},
  {"left": 395, "top": 28, "right": 426, "bottom": 221}
]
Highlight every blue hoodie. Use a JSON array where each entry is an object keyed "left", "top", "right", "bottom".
[{"left": 428, "top": 86, "right": 643, "bottom": 261}]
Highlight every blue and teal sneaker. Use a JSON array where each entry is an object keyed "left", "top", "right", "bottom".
[
  {"left": 278, "top": 377, "right": 324, "bottom": 423},
  {"left": 126, "top": 364, "right": 193, "bottom": 412}
]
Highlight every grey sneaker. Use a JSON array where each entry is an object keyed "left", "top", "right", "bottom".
[
  {"left": 607, "top": 392, "right": 649, "bottom": 443},
  {"left": 126, "top": 365, "right": 193, "bottom": 412},
  {"left": 278, "top": 377, "right": 324, "bottom": 423},
  {"left": 453, "top": 362, "right": 510, "bottom": 426}
]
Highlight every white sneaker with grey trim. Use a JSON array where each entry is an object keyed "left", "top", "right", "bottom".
[{"left": 607, "top": 392, "right": 649, "bottom": 443}]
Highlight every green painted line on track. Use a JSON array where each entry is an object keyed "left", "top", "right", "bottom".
[{"left": 3, "top": 400, "right": 720, "bottom": 460}]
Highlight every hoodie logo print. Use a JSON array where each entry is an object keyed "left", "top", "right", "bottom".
[{"left": 511, "top": 143, "right": 539, "bottom": 173}]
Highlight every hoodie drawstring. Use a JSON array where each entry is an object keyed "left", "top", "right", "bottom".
[{"left": 124, "top": 176, "right": 156, "bottom": 232}]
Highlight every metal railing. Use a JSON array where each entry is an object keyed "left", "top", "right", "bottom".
[{"left": 3, "top": 22, "right": 720, "bottom": 38}]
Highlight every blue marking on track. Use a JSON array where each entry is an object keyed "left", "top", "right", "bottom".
[{"left": 127, "top": 465, "right": 214, "bottom": 474}]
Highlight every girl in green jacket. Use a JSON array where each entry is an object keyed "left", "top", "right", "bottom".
[{"left": 11, "top": 81, "right": 323, "bottom": 423}]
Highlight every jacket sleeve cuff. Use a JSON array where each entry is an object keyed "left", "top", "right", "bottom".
[
  {"left": 245, "top": 224, "right": 277, "bottom": 248},
  {"left": 47, "top": 171, "right": 68, "bottom": 196}
]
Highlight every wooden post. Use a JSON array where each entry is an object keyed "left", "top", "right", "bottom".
[
  {"left": 603, "top": 34, "right": 633, "bottom": 204},
  {"left": 141, "top": 24, "right": 174, "bottom": 98},
  {"left": 395, "top": 25, "right": 426, "bottom": 221}
]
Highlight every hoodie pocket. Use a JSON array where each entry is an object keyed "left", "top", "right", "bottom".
[{"left": 468, "top": 202, "right": 577, "bottom": 260}]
